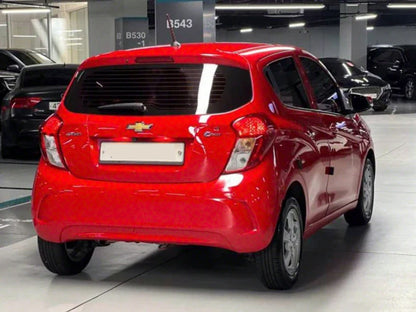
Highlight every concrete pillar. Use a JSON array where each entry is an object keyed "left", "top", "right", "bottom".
[
  {"left": 88, "top": 0, "right": 147, "bottom": 57},
  {"left": 339, "top": 3, "right": 368, "bottom": 68},
  {"left": 155, "top": 0, "right": 215, "bottom": 45}
]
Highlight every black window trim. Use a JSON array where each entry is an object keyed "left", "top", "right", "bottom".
[
  {"left": 263, "top": 55, "right": 313, "bottom": 111},
  {"left": 298, "top": 56, "right": 348, "bottom": 117}
]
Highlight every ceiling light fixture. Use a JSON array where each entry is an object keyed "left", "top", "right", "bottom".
[
  {"left": 289, "top": 22, "right": 306, "bottom": 28},
  {"left": 13, "top": 34, "right": 37, "bottom": 38},
  {"left": 216, "top": 4, "right": 325, "bottom": 11},
  {"left": 367, "top": 26, "right": 374, "bottom": 31},
  {"left": 355, "top": 13, "right": 377, "bottom": 20},
  {"left": 387, "top": 3, "right": 416, "bottom": 8},
  {"left": 2, "top": 8, "right": 50, "bottom": 14},
  {"left": 0, "top": 23, "right": 6, "bottom": 27},
  {"left": 240, "top": 28, "right": 253, "bottom": 33},
  {"left": 346, "top": 3, "right": 360, "bottom": 7}
]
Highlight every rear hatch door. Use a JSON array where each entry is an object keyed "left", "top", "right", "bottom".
[{"left": 60, "top": 62, "right": 253, "bottom": 183}]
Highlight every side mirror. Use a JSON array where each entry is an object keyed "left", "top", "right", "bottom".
[
  {"left": 348, "top": 93, "right": 371, "bottom": 113},
  {"left": 6, "top": 64, "right": 20, "bottom": 73}
]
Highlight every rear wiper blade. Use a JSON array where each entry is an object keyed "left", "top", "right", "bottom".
[{"left": 97, "top": 102, "right": 147, "bottom": 112}]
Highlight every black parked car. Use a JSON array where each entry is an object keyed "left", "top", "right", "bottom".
[
  {"left": 321, "top": 58, "right": 391, "bottom": 111},
  {"left": 0, "top": 49, "right": 55, "bottom": 126},
  {"left": 367, "top": 45, "right": 416, "bottom": 100},
  {"left": 1, "top": 64, "right": 77, "bottom": 158}
]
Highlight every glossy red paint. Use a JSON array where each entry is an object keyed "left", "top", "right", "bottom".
[{"left": 32, "top": 42, "right": 374, "bottom": 253}]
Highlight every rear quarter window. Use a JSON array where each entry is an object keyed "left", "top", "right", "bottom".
[{"left": 64, "top": 64, "right": 252, "bottom": 116}]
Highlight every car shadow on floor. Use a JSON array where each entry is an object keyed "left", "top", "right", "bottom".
[{"left": 47, "top": 220, "right": 371, "bottom": 294}]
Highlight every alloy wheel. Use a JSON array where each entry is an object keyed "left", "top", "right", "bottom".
[
  {"left": 362, "top": 162, "right": 374, "bottom": 218},
  {"left": 282, "top": 206, "right": 302, "bottom": 277}
]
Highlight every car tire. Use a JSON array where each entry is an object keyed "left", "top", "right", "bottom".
[
  {"left": 38, "top": 236, "right": 95, "bottom": 275},
  {"left": 404, "top": 78, "right": 416, "bottom": 100},
  {"left": 255, "top": 197, "right": 303, "bottom": 290},
  {"left": 1, "top": 145, "right": 17, "bottom": 159},
  {"left": 344, "top": 159, "right": 375, "bottom": 226},
  {"left": 1, "top": 134, "right": 17, "bottom": 159}
]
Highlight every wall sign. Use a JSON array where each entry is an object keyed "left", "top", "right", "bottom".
[
  {"left": 115, "top": 17, "right": 149, "bottom": 50},
  {"left": 155, "top": 0, "right": 204, "bottom": 45}
]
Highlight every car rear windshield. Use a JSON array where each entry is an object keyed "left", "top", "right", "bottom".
[
  {"left": 64, "top": 64, "right": 252, "bottom": 116},
  {"left": 22, "top": 68, "right": 77, "bottom": 88},
  {"left": 9, "top": 50, "right": 54, "bottom": 65},
  {"left": 323, "top": 61, "right": 362, "bottom": 78}
]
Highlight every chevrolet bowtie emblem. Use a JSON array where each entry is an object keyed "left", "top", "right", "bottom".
[{"left": 126, "top": 122, "right": 153, "bottom": 133}]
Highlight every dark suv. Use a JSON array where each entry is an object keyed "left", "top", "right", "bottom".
[{"left": 367, "top": 45, "right": 416, "bottom": 99}]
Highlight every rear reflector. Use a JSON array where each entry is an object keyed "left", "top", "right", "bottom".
[
  {"left": 225, "top": 115, "right": 275, "bottom": 173},
  {"left": 40, "top": 115, "right": 66, "bottom": 169},
  {"left": 11, "top": 97, "right": 42, "bottom": 109}
]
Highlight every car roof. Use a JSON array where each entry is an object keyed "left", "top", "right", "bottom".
[
  {"left": 21, "top": 64, "right": 78, "bottom": 72},
  {"left": 80, "top": 42, "right": 300, "bottom": 70}
]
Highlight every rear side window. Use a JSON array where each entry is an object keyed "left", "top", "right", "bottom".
[
  {"left": 265, "top": 57, "right": 310, "bottom": 109},
  {"left": 370, "top": 49, "right": 403, "bottom": 64},
  {"left": 300, "top": 57, "right": 344, "bottom": 113},
  {"left": 22, "top": 68, "right": 76, "bottom": 88},
  {"left": 64, "top": 64, "right": 252, "bottom": 116}
]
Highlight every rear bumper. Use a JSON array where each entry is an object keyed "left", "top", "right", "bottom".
[
  {"left": 32, "top": 154, "right": 280, "bottom": 253},
  {"left": 2, "top": 118, "right": 43, "bottom": 148}
]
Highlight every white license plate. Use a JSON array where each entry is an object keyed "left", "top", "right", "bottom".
[
  {"left": 49, "top": 102, "right": 60, "bottom": 111},
  {"left": 363, "top": 93, "right": 377, "bottom": 99},
  {"left": 99, "top": 142, "right": 185, "bottom": 165}
]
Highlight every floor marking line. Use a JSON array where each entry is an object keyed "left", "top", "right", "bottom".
[
  {"left": 0, "top": 196, "right": 32, "bottom": 210},
  {"left": 375, "top": 142, "right": 406, "bottom": 159},
  {"left": 66, "top": 250, "right": 189, "bottom": 312},
  {"left": 0, "top": 218, "right": 32, "bottom": 223},
  {"left": 0, "top": 201, "right": 31, "bottom": 212},
  {"left": 0, "top": 187, "right": 33, "bottom": 191},
  {"left": 0, "top": 224, "right": 10, "bottom": 230}
]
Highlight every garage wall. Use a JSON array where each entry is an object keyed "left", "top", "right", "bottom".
[
  {"left": 217, "top": 27, "right": 340, "bottom": 58},
  {"left": 88, "top": 0, "right": 147, "bottom": 57},
  {"left": 217, "top": 25, "right": 416, "bottom": 59},
  {"left": 368, "top": 26, "right": 416, "bottom": 46}
]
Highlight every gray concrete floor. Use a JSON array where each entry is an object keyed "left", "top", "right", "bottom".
[{"left": 0, "top": 100, "right": 415, "bottom": 311}]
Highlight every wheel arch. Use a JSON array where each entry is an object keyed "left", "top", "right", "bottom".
[
  {"left": 285, "top": 181, "right": 307, "bottom": 232},
  {"left": 366, "top": 148, "right": 376, "bottom": 175}
]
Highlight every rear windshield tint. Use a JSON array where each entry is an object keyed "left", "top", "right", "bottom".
[
  {"left": 22, "top": 68, "right": 76, "bottom": 88},
  {"left": 9, "top": 50, "right": 54, "bottom": 65},
  {"left": 64, "top": 64, "right": 252, "bottom": 116}
]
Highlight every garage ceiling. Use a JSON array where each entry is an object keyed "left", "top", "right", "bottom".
[
  {"left": 2, "top": 0, "right": 416, "bottom": 29},
  {"left": 148, "top": 0, "right": 416, "bottom": 29}
]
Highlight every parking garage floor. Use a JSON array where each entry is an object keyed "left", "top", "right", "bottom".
[{"left": 0, "top": 99, "right": 415, "bottom": 312}]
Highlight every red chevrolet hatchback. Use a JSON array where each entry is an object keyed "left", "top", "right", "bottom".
[{"left": 32, "top": 43, "right": 375, "bottom": 289}]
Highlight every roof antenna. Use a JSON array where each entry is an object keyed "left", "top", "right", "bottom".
[{"left": 166, "top": 14, "right": 181, "bottom": 48}]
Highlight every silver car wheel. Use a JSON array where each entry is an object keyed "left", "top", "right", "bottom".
[
  {"left": 362, "top": 162, "right": 374, "bottom": 218},
  {"left": 282, "top": 206, "right": 302, "bottom": 277}
]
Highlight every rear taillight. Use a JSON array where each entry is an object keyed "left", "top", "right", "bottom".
[
  {"left": 40, "top": 114, "right": 66, "bottom": 169},
  {"left": 225, "top": 115, "right": 276, "bottom": 173},
  {"left": 11, "top": 97, "right": 42, "bottom": 109}
]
